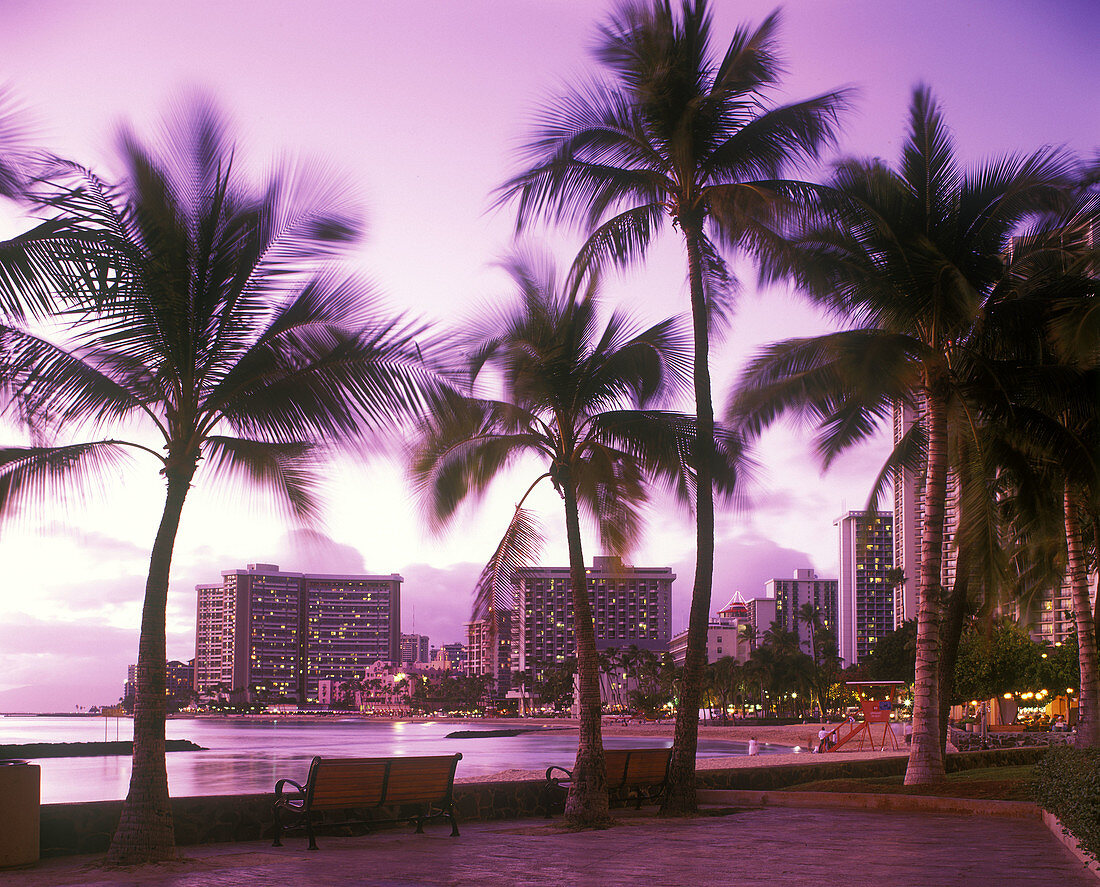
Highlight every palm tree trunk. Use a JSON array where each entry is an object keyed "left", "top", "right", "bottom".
[
  {"left": 1066, "top": 483, "right": 1100, "bottom": 748},
  {"left": 106, "top": 470, "right": 192, "bottom": 863},
  {"left": 938, "top": 570, "right": 969, "bottom": 757},
  {"left": 663, "top": 222, "right": 715, "bottom": 815},
  {"left": 561, "top": 478, "right": 610, "bottom": 826},
  {"left": 905, "top": 386, "right": 948, "bottom": 785}
]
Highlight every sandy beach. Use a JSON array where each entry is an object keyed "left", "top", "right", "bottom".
[{"left": 455, "top": 719, "right": 909, "bottom": 783}]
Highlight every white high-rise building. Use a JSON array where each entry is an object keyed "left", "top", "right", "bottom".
[
  {"left": 193, "top": 564, "right": 402, "bottom": 703},
  {"left": 510, "top": 555, "right": 674, "bottom": 682},
  {"left": 892, "top": 400, "right": 958, "bottom": 627},
  {"left": 836, "top": 511, "right": 894, "bottom": 666},
  {"left": 763, "top": 569, "right": 839, "bottom": 656}
]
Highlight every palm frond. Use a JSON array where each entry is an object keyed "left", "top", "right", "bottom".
[
  {"left": 0, "top": 325, "right": 156, "bottom": 432},
  {"left": 729, "top": 330, "right": 918, "bottom": 458},
  {"left": 0, "top": 441, "right": 132, "bottom": 528},
  {"left": 471, "top": 505, "right": 543, "bottom": 621},
  {"left": 410, "top": 394, "right": 547, "bottom": 534},
  {"left": 703, "top": 90, "right": 851, "bottom": 183},
  {"left": 207, "top": 271, "right": 448, "bottom": 445},
  {"left": 201, "top": 436, "right": 323, "bottom": 525},
  {"left": 0, "top": 84, "right": 37, "bottom": 201}
]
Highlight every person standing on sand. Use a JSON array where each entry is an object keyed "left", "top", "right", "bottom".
[{"left": 747, "top": 737, "right": 759, "bottom": 756}]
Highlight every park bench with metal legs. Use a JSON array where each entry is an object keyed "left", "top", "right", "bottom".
[
  {"left": 272, "top": 753, "right": 462, "bottom": 850},
  {"left": 545, "top": 747, "right": 671, "bottom": 814}
]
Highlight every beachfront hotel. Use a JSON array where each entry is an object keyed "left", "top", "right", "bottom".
[
  {"left": 835, "top": 511, "right": 895, "bottom": 666},
  {"left": 763, "top": 568, "right": 838, "bottom": 654},
  {"left": 507, "top": 555, "right": 674, "bottom": 682},
  {"left": 193, "top": 564, "right": 402, "bottom": 703},
  {"left": 891, "top": 399, "right": 959, "bottom": 628}
]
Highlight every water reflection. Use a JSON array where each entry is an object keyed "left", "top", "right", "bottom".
[{"left": 0, "top": 716, "right": 792, "bottom": 803}]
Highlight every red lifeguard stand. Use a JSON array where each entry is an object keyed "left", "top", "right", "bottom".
[{"left": 824, "top": 681, "right": 906, "bottom": 752}]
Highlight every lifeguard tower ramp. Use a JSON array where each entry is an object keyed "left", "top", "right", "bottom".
[{"left": 825, "top": 681, "right": 906, "bottom": 752}]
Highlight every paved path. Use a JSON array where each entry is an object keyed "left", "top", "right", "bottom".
[{"left": 2, "top": 806, "right": 1093, "bottom": 887}]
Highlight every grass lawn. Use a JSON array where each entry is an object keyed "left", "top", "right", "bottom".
[{"left": 783, "top": 765, "right": 1037, "bottom": 803}]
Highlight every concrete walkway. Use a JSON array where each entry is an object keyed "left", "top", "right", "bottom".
[{"left": 1, "top": 805, "right": 1093, "bottom": 887}]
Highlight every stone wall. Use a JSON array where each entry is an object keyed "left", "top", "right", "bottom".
[
  {"left": 41, "top": 780, "right": 554, "bottom": 857},
  {"left": 39, "top": 748, "right": 1044, "bottom": 858}
]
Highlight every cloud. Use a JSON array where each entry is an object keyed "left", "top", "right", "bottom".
[
  {"left": 668, "top": 534, "right": 821, "bottom": 635},
  {"left": 0, "top": 618, "right": 139, "bottom": 711},
  {"left": 274, "top": 530, "right": 368, "bottom": 574},
  {"left": 399, "top": 562, "right": 482, "bottom": 646},
  {"left": 35, "top": 524, "right": 149, "bottom": 559}
]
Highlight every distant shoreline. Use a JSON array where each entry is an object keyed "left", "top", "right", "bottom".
[{"left": 0, "top": 739, "right": 205, "bottom": 759}]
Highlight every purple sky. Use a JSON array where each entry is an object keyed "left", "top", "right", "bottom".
[{"left": 0, "top": 0, "right": 1097, "bottom": 711}]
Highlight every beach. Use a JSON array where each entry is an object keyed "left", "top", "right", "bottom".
[{"left": 459, "top": 719, "right": 909, "bottom": 783}]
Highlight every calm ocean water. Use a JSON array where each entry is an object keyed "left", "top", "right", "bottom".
[{"left": 0, "top": 716, "right": 795, "bottom": 803}]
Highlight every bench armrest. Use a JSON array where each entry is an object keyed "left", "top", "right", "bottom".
[
  {"left": 274, "top": 778, "right": 306, "bottom": 806},
  {"left": 545, "top": 765, "right": 572, "bottom": 785}
]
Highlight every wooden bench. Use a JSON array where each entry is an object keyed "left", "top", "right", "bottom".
[
  {"left": 272, "top": 753, "right": 462, "bottom": 849},
  {"left": 545, "top": 747, "right": 671, "bottom": 813}
]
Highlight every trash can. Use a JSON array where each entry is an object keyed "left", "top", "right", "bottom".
[{"left": 0, "top": 761, "right": 39, "bottom": 867}]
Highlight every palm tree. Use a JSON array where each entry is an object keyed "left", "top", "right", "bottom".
[
  {"left": 411, "top": 249, "right": 724, "bottom": 825},
  {"left": 795, "top": 602, "right": 821, "bottom": 662},
  {"left": 496, "top": 0, "right": 849, "bottom": 814},
  {"left": 0, "top": 98, "right": 442, "bottom": 862},
  {"left": 729, "top": 86, "right": 1071, "bottom": 782},
  {"left": 996, "top": 186, "right": 1100, "bottom": 745}
]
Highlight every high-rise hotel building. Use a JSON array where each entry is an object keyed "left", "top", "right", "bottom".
[
  {"left": 892, "top": 400, "right": 958, "bottom": 628},
  {"left": 194, "top": 563, "right": 401, "bottom": 703},
  {"left": 835, "top": 511, "right": 894, "bottom": 666},
  {"left": 508, "top": 555, "right": 673, "bottom": 681},
  {"left": 763, "top": 569, "right": 839, "bottom": 655}
]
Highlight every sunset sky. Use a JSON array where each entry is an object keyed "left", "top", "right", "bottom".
[{"left": 0, "top": 0, "right": 1096, "bottom": 711}]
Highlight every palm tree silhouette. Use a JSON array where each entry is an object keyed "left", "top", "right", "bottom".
[
  {"left": 496, "top": 0, "right": 848, "bottom": 813},
  {"left": 730, "top": 85, "right": 1071, "bottom": 782},
  {"left": 0, "top": 97, "right": 444, "bottom": 861},
  {"left": 411, "top": 248, "right": 722, "bottom": 825}
]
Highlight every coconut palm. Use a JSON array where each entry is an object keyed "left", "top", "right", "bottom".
[
  {"left": 795, "top": 602, "right": 821, "bottom": 662},
  {"left": 496, "top": 0, "right": 849, "bottom": 813},
  {"left": 994, "top": 185, "right": 1100, "bottom": 745},
  {"left": 729, "top": 86, "right": 1071, "bottom": 782},
  {"left": 0, "top": 98, "right": 443, "bottom": 862},
  {"left": 411, "top": 249, "right": 737, "bottom": 825}
]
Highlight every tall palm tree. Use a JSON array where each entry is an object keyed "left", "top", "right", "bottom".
[
  {"left": 795, "top": 602, "right": 820, "bottom": 662},
  {"left": 496, "top": 0, "right": 848, "bottom": 813},
  {"left": 730, "top": 86, "right": 1071, "bottom": 782},
  {"left": 0, "top": 98, "right": 442, "bottom": 862},
  {"left": 411, "top": 249, "right": 730, "bottom": 825},
  {"left": 997, "top": 186, "right": 1100, "bottom": 745}
]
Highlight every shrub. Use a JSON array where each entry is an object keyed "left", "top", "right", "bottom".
[{"left": 1034, "top": 746, "right": 1100, "bottom": 862}]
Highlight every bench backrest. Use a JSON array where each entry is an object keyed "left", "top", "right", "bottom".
[
  {"left": 305, "top": 754, "right": 462, "bottom": 811},
  {"left": 604, "top": 748, "right": 671, "bottom": 789},
  {"left": 308, "top": 757, "right": 389, "bottom": 810}
]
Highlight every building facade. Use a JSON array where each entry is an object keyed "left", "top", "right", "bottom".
[
  {"left": 400, "top": 633, "right": 431, "bottom": 666},
  {"left": 668, "top": 619, "right": 751, "bottom": 667},
  {"left": 193, "top": 583, "right": 235, "bottom": 692},
  {"left": 835, "top": 511, "right": 895, "bottom": 666},
  {"left": 891, "top": 400, "right": 959, "bottom": 628},
  {"left": 193, "top": 563, "right": 401, "bottom": 703},
  {"left": 762, "top": 569, "right": 838, "bottom": 656},
  {"left": 465, "top": 609, "right": 513, "bottom": 695},
  {"left": 511, "top": 555, "right": 674, "bottom": 681},
  {"left": 431, "top": 642, "right": 467, "bottom": 672}
]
